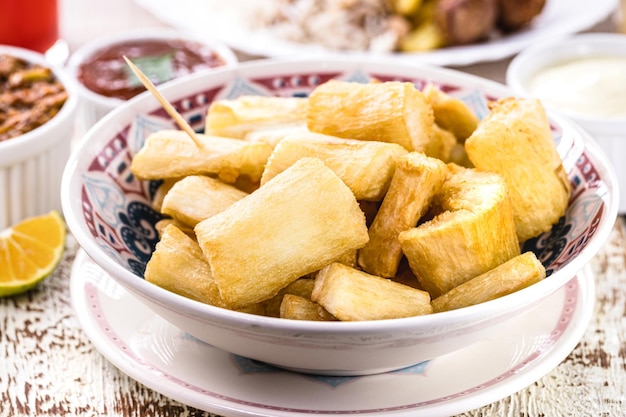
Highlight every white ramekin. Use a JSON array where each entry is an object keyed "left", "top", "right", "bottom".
[
  {"left": 0, "top": 45, "right": 79, "bottom": 229},
  {"left": 65, "top": 28, "right": 238, "bottom": 136}
]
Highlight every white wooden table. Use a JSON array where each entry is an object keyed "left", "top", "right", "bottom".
[{"left": 2, "top": 1, "right": 626, "bottom": 416}]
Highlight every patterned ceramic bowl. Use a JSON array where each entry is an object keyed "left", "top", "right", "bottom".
[
  {"left": 61, "top": 58, "right": 618, "bottom": 376},
  {"left": 0, "top": 45, "right": 79, "bottom": 230}
]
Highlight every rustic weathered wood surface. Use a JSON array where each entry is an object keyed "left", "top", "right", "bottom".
[
  {"left": 2, "top": 1, "right": 625, "bottom": 416},
  {"left": 1, "top": 218, "right": 625, "bottom": 417}
]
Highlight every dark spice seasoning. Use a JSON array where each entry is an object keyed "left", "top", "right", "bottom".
[{"left": 0, "top": 54, "right": 68, "bottom": 142}]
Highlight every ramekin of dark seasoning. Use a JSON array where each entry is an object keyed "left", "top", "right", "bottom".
[{"left": 0, "top": 44, "right": 78, "bottom": 230}]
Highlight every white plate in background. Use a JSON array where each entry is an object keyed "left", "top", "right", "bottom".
[{"left": 135, "top": 0, "right": 618, "bottom": 66}]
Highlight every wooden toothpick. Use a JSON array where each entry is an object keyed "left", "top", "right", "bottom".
[{"left": 123, "top": 56, "right": 204, "bottom": 148}]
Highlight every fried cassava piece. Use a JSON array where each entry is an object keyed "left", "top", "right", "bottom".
[
  {"left": 312, "top": 262, "right": 432, "bottom": 321},
  {"left": 306, "top": 80, "right": 436, "bottom": 154},
  {"left": 399, "top": 165, "right": 520, "bottom": 298},
  {"left": 431, "top": 251, "right": 546, "bottom": 313},
  {"left": 358, "top": 151, "right": 448, "bottom": 278},
  {"left": 465, "top": 97, "right": 571, "bottom": 242},
  {"left": 160, "top": 175, "right": 248, "bottom": 228},
  {"left": 205, "top": 95, "right": 309, "bottom": 139},
  {"left": 144, "top": 224, "right": 228, "bottom": 308},
  {"left": 195, "top": 157, "right": 369, "bottom": 309},
  {"left": 260, "top": 131, "right": 408, "bottom": 201},
  {"left": 423, "top": 83, "right": 479, "bottom": 143},
  {"left": 130, "top": 129, "right": 272, "bottom": 183},
  {"left": 279, "top": 294, "right": 337, "bottom": 321}
]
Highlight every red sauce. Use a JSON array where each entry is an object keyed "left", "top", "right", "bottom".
[{"left": 77, "top": 38, "right": 226, "bottom": 101}]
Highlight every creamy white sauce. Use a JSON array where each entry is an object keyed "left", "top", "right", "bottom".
[{"left": 527, "top": 56, "right": 626, "bottom": 118}]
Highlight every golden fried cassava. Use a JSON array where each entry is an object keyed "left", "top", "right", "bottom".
[
  {"left": 260, "top": 132, "right": 408, "bottom": 201},
  {"left": 312, "top": 262, "right": 432, "bottom": 321},
  {"left": 398, "top": 165, "right": 520, "bottom": 297},
  {"left": 195, "top": 157, "right": 369, "bottom": 309},
  {"left": 358, "top": 151, "right": 447, "bottom": 278},
  {"left": 465, "top": 97, "right": 570, "bottom": 242}
]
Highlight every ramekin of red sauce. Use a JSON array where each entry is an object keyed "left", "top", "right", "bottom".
[{"left": 66, "top": 29, "right": 238, "bottom": 132}]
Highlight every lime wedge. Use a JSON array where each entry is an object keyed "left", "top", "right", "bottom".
[{"left": 0, "top": 210, "right": 66, "bottom": 297}]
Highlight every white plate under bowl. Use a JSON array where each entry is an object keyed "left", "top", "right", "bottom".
[{"left": 70, "top": 249, "right": 595, "bottom": 417}]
